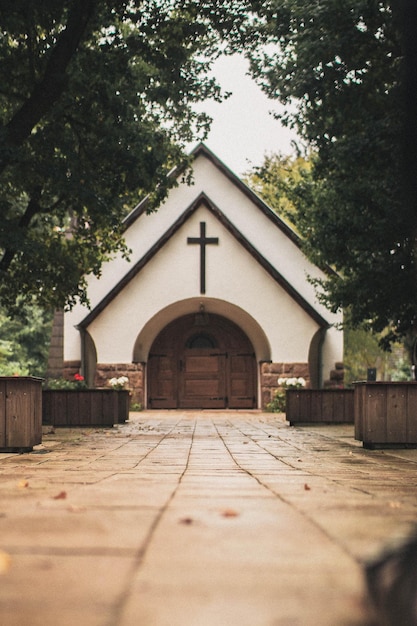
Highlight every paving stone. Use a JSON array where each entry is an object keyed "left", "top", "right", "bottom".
[{"left": 1, "top": 411, "right": 416, "bottom": 625}]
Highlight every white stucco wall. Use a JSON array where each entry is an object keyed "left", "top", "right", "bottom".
[{"left": 83, "top": 206, "right": 322, "bottom": 362}]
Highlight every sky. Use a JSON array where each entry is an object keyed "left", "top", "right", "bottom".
[{"left": 192, "top": 54, "right": 300, "bottom": 177}]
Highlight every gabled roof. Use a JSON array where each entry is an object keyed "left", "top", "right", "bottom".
[
  {"left": 123, "top": 143, "right": 301, "bottom": 249},
  {"left": 79, "top": 191, "right": 329, "bottom": 330}
]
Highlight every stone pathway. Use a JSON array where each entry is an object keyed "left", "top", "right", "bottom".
[{"left": 0, "top": 411, "right": 416, "bottom": 625}]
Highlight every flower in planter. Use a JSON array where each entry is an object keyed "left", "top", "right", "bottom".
[
  {"left": 108, "top": 376, "right": 129, "bottom": 390},
  {"left": 277, "top": 377, "right": 306, "bottom": 388},
  {"left": 267, "top": 377, "right": 306, "bottom": 413},
  {"left": 73, "top": 373, "right": 88, "bottom": 388},
  {"left": 45, "top": 374, "right": 87, "bottom": 390}
]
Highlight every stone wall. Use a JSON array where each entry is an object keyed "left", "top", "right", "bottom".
[
  {"left": 323, "top": 362, "right": 345, "bottom": 388},
  {"left": 62, "top": 360, "right": 82, "bottom": 381},
  {"left": 46, "top": 310, "right": 64, "bottom": 379},
  {"left": 62, "top": 360, "right": 342, "bottom": 410},
  {"left": 94, "top": 363, "right": 144, "bottom": 407},
  {"left": 61, "top": 361, "right": 144, "bottom": 407},
  {"left": 260, "top": 362, "right": 310, "bottom": 408}
]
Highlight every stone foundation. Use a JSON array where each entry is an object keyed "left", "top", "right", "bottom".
[
  {"left": 61, "top": 361, "right": 144, "bottom": 408},
  {"left": 61, "top": 360, "right": 342, "bottom": 411},
  {"left": 94, "top": 363, "right": 144, "bottom": 407},
  {"left": 62, "top": 361, "right": 82, "bottom": 381},
  {"left": 260, "top": 362, "right": 310, "bottom": 409}
]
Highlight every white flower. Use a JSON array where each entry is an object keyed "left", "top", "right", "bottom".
[
  {"left": 109, "top": 376, "right": 129, "bottom": 389},
  {"left": 277, "top": 376, "right": 306, "bottom": 388}
]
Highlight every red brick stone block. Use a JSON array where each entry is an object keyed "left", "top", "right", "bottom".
[
  {"left": 62, "top": 361, "right": 82, "bottom": 381},
  {"left": 95, "top": 363, "right": 144, "bottom": 406},
  {"left": 259, "top": 362, "right": 309, "bottom": 409}
]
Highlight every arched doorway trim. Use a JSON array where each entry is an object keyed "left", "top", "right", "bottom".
[
  {"left": 132, "top": 297, "right": 271, "bottom": 364},
  {"left": 308, "top": 327, "right": 326, "bottom": 388}
]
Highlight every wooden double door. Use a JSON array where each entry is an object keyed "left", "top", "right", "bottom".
[{"left": 148, "top": 314, "right": 256, "bottom": 409}]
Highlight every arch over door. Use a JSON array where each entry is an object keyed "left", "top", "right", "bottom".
[{"left": 148, "top": 314, "right": 256, "bottom": 409}]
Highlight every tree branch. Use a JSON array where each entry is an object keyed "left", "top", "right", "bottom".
[
  {"left": 0, "top": 0, "right": 96, "bottom": 174},
  {"left": 0, "top": 188, "right": 43, "bottom": 272}
]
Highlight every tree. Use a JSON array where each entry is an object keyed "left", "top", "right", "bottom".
[
  {"left": 0, "top": 0, "right": 256, "bottom": 311},
  {"left": 243, "top": 152, "right": 310, "bottom": 228},
  {"left": 246, "top": 149, "right": 412, "bottom": 381},
  {"left": 343, "top": 326, "right": 411, "bottom": 385},
  {"left": 247, "top": 1, "right": 417, "bottom": 349},
  {"left": 0, "top": 302, "right": 53, "bottom": 376}
]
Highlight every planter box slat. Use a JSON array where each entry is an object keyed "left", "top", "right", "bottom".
[
  {"left": 321, "top": 392, "right": 335, "bottom": 422},
  {"left": 0, "top": 377, "right": 43, "bottom": 452},
  {"left": 354, "top": 382, "right": 417, "bottom": 448},
  {"left": 77, "top": 392, "right": 92, "bottom": 426},
  {"left": 286, "top": 389, "right": 354, "bottom": 425},
  {"left": 102, "top": 394, "right": 115, "bottom": 424},
  {"left": 407, "top": 386, "right": 417, "bottom": 440},
  {"left": 387, "top": 389, "right": 406, "bottom": 442},
  {"left": 42, "top": 390, "right": 130, "bottom": 427},
  {"left": 311, "top": 393, "right": 322, "bottom": 421}
]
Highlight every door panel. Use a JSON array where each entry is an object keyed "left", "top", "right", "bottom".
[
  {"left": 228, "top": 354, "right": 256, "bottom": 408},
  {"left": 148, "top": 354, "right": 177, "bottom": 408},
  {"left": 179, "top": 351, "right": 226, "bottom": 408}
]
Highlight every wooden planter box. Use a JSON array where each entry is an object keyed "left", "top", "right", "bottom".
[
  {"left": 42, "top": 389, "right": 130, "bottom": 427},
  {"left": 354, "top": 382, "right": 417, "bottom": 448},
  {"left": 0, "top": 377, "right": 43, "bottom": 452},
  {"left": 286, "top": 389, "right": 354, "bottom": 426}
]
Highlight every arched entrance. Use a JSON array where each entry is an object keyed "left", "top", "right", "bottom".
[{"left": 148, "top": 313, "right": 257, "bottom": 409}]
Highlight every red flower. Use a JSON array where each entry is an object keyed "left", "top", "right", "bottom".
[{"left": 74, "top": 373, "right": 84, "bottom": 381}]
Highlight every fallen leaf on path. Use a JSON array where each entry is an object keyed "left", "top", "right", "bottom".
[
  {"left": 179, "top": 517, "right": 194, "bottom": 525},
  {"left": 0, "top": 551, "right": 11, "bottom": 574},
  {"left": 222, "top": 509, "right": 239, "bottom": 518},
  {"left": 52, "top": 491, "right": 67, "bottom": 500},
  {"left": 17, "top": 479, "right": 29, "bottom": 489},
  {"left": 67, "top": 505, "right": 86, "bottom": 513},
  {"left": 304, "top": 483, "right": 311, "bottom": 491}
]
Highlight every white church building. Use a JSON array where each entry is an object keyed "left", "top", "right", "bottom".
[{"left": 61, "top": 144, "right": 344, "bottom": 409}]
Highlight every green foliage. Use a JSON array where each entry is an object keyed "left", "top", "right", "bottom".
[
  {"left": 248, "top": 1, "right": 417, "bottom": 348},
  {"left": 266, "top": 391, "right": 287, "bottom": 413},
  {"left": 266, "top": 377, "right": 306, "bottom": 413},
  {"left": 344, "top": 325, "right": 412, "bottom": 385},
  {"left": 44, "top": 375, "right": 87, "bottom": 390},
  {"left": 0, "top": 302, "right": 53, "bottom": 376},
  {"left": 247, "top": 149, "right": 414, "bottom": 375},
  {"left": 244, "top": 152, "right": 311, "bottom": 229},
  {"left": 0, "top": 0, "right": 258, "bottom": 311}
]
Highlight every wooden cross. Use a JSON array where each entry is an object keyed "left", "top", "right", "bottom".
[{"left": 187, "top": 221, "right": 219, "bottom": 294}]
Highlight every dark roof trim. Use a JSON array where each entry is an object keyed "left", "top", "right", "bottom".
[
  {"left": 190, "top": 144, "right": 302, "bottom": 246},
  {"left": 79, "top": 192, "right": 329, "bottom": 330},
  {"left": 79, "top": 195, "right": 203, "bottom": 329},
  {"left": 204, "top": 195, "right": 329, "bottom": 329},
  {"left": 122, "top": 143, "right": 301, "bottom": 248}
]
